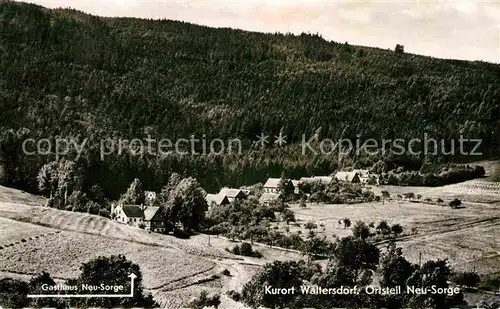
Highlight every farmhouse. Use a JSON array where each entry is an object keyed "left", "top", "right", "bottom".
[
  {"left": 264, "top": 178, "right": 300, "bottom": 194},
  {"left": 353, "top": 169, "right": 371, "bottom": 183},
  {"left": 259, "top": 192, "right": 281, "bottom": 204},
  {"left": 299, "top": 176, "right": 333, "bottom": 186},
  {"left": 263, "top": 178, "right": 280, "bottom": 193},
  {"left": 205, "top": 193, "right": 230, "bottom": 207},
  {"left": 111, "top": 203, "right": 164, "bottom": 231},
  {"left": 334, "top": 171, "right": 360, "bottom": 183},
  {"left": 218, "top": 187, "right": 246, "bottom": 202}
]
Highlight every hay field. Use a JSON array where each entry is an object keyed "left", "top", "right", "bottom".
[
  {"left": 288, "top": 200, "right": 500, "bottom": 274},
  {"left": 0, "top": 229, "right": 215, "bottom": 289},
  {"left": 0, "top": 217, "right": 56, "bottom": 246}
]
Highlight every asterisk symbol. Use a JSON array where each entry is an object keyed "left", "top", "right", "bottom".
[
  {"left": 255, "top": 132, "right": 269, "bottom": 149},
  {"left": 274, "top": 132, "right": 287, "bottom": 147}
]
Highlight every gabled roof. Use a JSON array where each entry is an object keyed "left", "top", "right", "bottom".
[
  {"left": 299, "top": 177, "right": 315, "bottom": 183},
  {"left": 299, "top": 176, "right": 332, "bottom": 185},
  {"left": 259, "top": 192, "right": 281, "bottom": 203},
  {"left": 334, "top": 171, "right": 359, "bottom": 182},
  {"left": 312, "top": 176, "right": 333, "bottom": 185},
  {"left": 206, "top": 193, "right": 230, "bottom": 205},
  {"left": 143, "top": 206, "right": 161, "bottom": 221},
  {"left": 121, "top": 205, "right": 144, "bottom": 218},
  {"left": 218, "top": 187, "right": 245, "bottom": 199},
  {"left": 353, "top": 169, "right": 370, "bottom": 177},
  {"left": 263, "top": 178, "right": 281, "bottom": 188}
]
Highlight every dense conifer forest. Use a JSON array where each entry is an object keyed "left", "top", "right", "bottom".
[{"left": 0, "top": 2, "right": 499, "bottom": 198}]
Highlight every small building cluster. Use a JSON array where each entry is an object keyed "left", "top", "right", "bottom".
[
  {"left": 205, "top": 187, "right": 247, "bottom": 207},
  {"left": 111, "top": 169, "right": 378, "bottom": 227},
  {"left": 111, "top": 203, "right": 164, "bottom": 232}
]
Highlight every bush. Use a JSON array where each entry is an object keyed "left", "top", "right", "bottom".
[
  {"left": 452, "top": 271, "right": 480, "bottom": 287},
  {"left": 21, "top": 239, "right": 26, "bottom": 242},
  {"left": 240, "top": 242, "right": 253, "bottom": 256},
  {"left": 173, "top": 229, "right": 191, "bottom": 239},
  {"left": 449, "top": 198, "right": 462, "bottom": 209},
  {"left": 231, "top": 245, "right": 240, "bottom": 255},
  {"left": 187, "top": 291, "right": 220, "bottom": 309},
  {"left": 221, "top": 269, "right": 230, "bottom": 276},
  {"left": 138, "top": 223, "right": 146, "bottom": 229},
  {"left": 227, "top": 290, "right": 241, "bottom": 302}
]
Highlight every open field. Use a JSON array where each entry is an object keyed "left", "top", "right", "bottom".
[
  {"left": 0, "top": 217, "right": 56, "bottom": 246},
  {"left": 287, "top": 199, "right": 500, "bottom": 274},
  {"left": 0, "top": 229, "right": 215, "bottom": 289}
]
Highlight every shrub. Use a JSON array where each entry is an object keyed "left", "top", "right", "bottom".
[
  {"left": 221, "top": 269, "right": 230, "bottom": 276},
  {"left": 449, "top": 198, "right": 462, "bottom": 209},
  {"left": 173, "top": 229, "right": 190, "bottom": 239},
  {"left": 187, "top": 291, "right": 220, "bottom": 309},
  {"left": 231, "top": 245, "right": 240, "bottom": 255},
  {"left": 452, "top": 271, "right": 480, "bottom": 287},
  {"left": 138, "top": 223, "right": 146, "bottom": 229},
  {"left": 227, "top": 290, "right": 241, "bottom": 302},
  {"left": 240, "top": 242, "right": 253, "bottom": 256},
  {"left": 21, "top": 239, "right": 26, "bottom": 242}
]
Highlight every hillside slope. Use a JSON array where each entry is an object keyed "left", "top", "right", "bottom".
[{"left": 0, "top": 2, "right": 499, "bottom": 195}]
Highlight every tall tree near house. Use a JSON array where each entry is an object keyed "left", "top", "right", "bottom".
[
  {"left": 156, "top": 172, "right": 183, "bottom": 205},
  {"left": 57, "top": 159, "right": 80, "bottom": 206},
  {"left": 37, "top": 161, "right": 59, "bottom": 198},
  {"left": 120, "top": 178, "right": 145, "bottom": 205},
  {"left": 161, "top": 177, "right": 207, "bottom": 232},
  {"left": 277, "top": 172, "right": 294, "bottom": 200}
]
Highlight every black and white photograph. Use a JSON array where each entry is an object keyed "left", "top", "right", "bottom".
[{"left": 0, "top": 0, "right": 499, "bottom": 308}]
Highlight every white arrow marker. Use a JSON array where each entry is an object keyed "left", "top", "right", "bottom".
[{"left": 27, "top": 273, "right": 137, "bottom": 298}]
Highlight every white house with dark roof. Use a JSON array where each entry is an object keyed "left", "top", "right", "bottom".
[
  {"left": 264, "top": 178, "right": 300, "bottom": 194},
  {"left": 334, "top": 171, "right": 360, "bottom": 183},
  {"left": 111, "top": 203, "right": 164, "bottom": 231},
  {"left": 218, "top": 187, "right": 246, "bottom": 202},
  {"left": 299, "top": 176, "right": 334, "bottom": 186},
  {"left": 353, "top": 169, "right": 371, "bottom": 183},
  {"left": 205, "top": 193, "right": 230, "bottom": 207},
  {"left": 263, "top": 178, "right": 280, "bottom": 193}
]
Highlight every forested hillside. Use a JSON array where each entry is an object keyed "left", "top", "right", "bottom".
[{"left": 0, "top": 2, "right": 499, "bottom": 197}]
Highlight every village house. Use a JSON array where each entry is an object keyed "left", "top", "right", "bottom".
[
  {"left": 263, "top": 178, "right": 280, "bottom": 193},
  {"left": 264, "top": 178, "right": 300, "bottom": 194},
  {"left": 218, "top": 187, "right": 246, "bottom": 202},
  {"left": 299, "top": 176, "right": 334, "bottom": 186},
  {"left": 111, "top": 203, "right": 164, "bottom": 232},
  {"left": 204, "top": 187, "right": 246, "bottom": 209},
  {"left": 334, "top": 171, "right": 360, "bottom": 183},
  {"left": 205, "top": 193, "right": 230, "bottom": 207},
  {"left": 353, "top": 169, "right": 371, "bottom": 183},
  {"left": 259, "top": 192, "right": 281, "bottom": 205}
]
